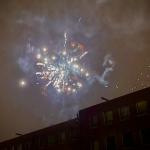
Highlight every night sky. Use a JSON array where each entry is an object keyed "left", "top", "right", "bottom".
[{"left": 0, "top": 0, "right": 150, "bottom": 141}]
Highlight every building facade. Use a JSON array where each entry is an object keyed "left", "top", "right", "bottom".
[
  {"left": 0, "top": 119, "right": 80, "bottom": 150},
  {"left": 0, "top": 87, "right": 150, "bottom": 150},
  {"left": 79, "top": 87, "right": 150, "bottom": 150}
]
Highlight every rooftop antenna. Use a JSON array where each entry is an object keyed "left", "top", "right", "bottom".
[
  {"left": 101, "top": 97, "right": 109, "bottom": 102},
  {"left": 16, "top": 133, "right": 23, "bottom": 136}
]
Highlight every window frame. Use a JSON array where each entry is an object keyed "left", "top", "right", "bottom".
[
  {"left": 140, "top": 128, "right": 150, "bottom": 145},
  {"left": 103, "top": 111, "right": 113, "bottom": 125},
  {"left": 122, "top": 131, "right": 134, "bottom": 147},
  {"left": 106, "top": 135, "right": 116, "bottom": 150},
  {"left": 89, "top": 114, "right": 99, "bottom": 128},
  {"left": 90, "top": 139, "right": 100, "bottom": 150},
  {"left": 136, "top": 100, "right": 148, "bottom": 115},
  {"left": 118, "top": 106, "right": 130, "bottom": 121}
]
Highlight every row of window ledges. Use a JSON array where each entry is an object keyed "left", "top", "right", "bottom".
[
  {"left": 1, "top": 127, "right": 150, "bottom": 150},
  {"left": 90, "top": 100, "right": 149, "bottom": 126},
  {"left": 91, "top": 127, "right": 150, "bottom": 150},
  {"left": 0, "top": 128, "right": 80, "bottom": 150}
]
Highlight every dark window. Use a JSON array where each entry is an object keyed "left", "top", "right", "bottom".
[
  {"left": 39, "top": 136, "right": 48, "bottom": 147},
  {"left": 11, "top": 145, "right": 15, "bottom": 150},
  {"left": 136, "top": 101, "right": 148, "bottom": 115},
  {"left": 59, "top": 131, "right": 66, "bottom": 144},
  {"left": 141, "top": 128, "right": 150, "bottom": 145},
  {"left": 90, "top": 114, "right": 98, "bottom": 127},
  {"left": 31, "top": 138, "right": 39, "bottom": 149},
  {"left": 48, "top": 135, "right": 57, "bottom": 144},
  {"left": 70, "top": 128, "right": 79, "bottom": 139},
  {"left": 106, "top": 136, "right": 116, "bottom": 150},
  {"left": 17, "top": 144, "right": 22, "bottom": 150},
  {"left": 122, "top": 132, "right": 134, "bottom": 147},
  {"left": 103, "top": 111, "right": 113, "bottom": 125},
  {"left": 24, "top": 142, "right": 31, "bottom": 150},
  {"left": 119, "top": 106, "right": 130, "bottom": 121}
]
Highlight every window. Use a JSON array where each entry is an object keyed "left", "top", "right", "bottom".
[
  {"left": 106, "top": 136, "right": 116, "bottom": 150},
  {"left": 136, "top": 101, "right": 148, "bottom": 114},
  {"left": 48, "top": 135, "right": 57, "bottom": 144},
  {"left": 71, "top": 128, "right": 79, "bottom": 138},
  {"left": 91, "top": 140, "right": 100, "bottom": 150},
  {"left": 17, "top": 144, "right": 22, "bottom": 150},
  {"left": 94, "top": 140, "right": 100, "bottom": 150},
  {"left": 119, "top": 106, "right": 130, "bottom": 121},
  {"left": 39, "top": 136, "right": 48, "bottom": 147},
  {"left": 90, "top": 114, "right": 98, "bottom": 127},
  {"left": 60, "top": 131, "right": 66, "bottom": 144},
  {"left": 103, "top": 111, "right": 113, "bottom": 125},
  {"left": 122, "top": 132, "right": 134, "bottom": 147},
  {"left": 32, "top": 138, "right": 39, "bottom": 148},
  {"left": 24, "top": 142, "right": 31, "bottom": 150},
  {"left": 11, "top": 145, "right": 15, "bottom": 150},
  {"left": 140, "top": 128, "right": 150, "bottom": 145}
]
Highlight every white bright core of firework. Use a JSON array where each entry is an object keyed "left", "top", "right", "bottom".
[
  {"left": 36, "top": 51, "right": 89, "bottom": 94},
  {"left": 19, "top": 79, "right": 27, "bottom": 87},
  {"left": 35, "top": 33, "right": 89, "bottom": 94},
  {"left": 43, "top": 47, "right": 47, "bottom": 52},
  {"left": 36, "top": 53, "right": 41, "bottom": 59}
]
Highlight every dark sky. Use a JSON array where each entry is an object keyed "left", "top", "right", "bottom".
[{"left": 0, "top": 0, "right": 150, "bottom": 141}]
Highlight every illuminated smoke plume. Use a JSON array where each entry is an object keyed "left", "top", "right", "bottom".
[
  {"left": 16, "top": 13, "right": 116, "bottom": 95},
  {"left": 96, "top": 54, "right": 115, "bottom": 87}
]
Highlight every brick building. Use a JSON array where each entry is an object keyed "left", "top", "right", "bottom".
[
  {"left": 79, "top": 87, "right": 150, "bottom": 150},
  {"left": 0, "top": 119, "right": 80, "bottom": 150}
]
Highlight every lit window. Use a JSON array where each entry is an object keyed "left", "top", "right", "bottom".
[
  {"left": 119, "top": 106, "right": 130, "bottom": 120},
  {"left": 94, "top": 140, "right": 99, "bottom": 150},
  {"left": 103, "top": 111, "right": 113, "bottom": 125},
  {"left": 90, "top": 140, "right": 99, "bottom": 150},
  {"left": 122, "top": 132, "right": 134, "bottom": 147},
  {"left": 136, "top": 101, "right": 148, "bottom": 114},
  {"left": 140, "top": 128, "right": 150, "bottom": 145}
]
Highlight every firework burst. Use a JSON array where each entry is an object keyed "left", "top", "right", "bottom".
[{"left": 35, "top": 32, "right": 90, "bottom": 94}]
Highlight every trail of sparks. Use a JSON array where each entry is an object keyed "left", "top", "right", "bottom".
[{"left": 35, "top": 32, "right": 90, "bottom": 94}]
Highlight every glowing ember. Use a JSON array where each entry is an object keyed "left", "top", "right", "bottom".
[{"left": 19, "top": 79, "right": 27, "bottom": 88}]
